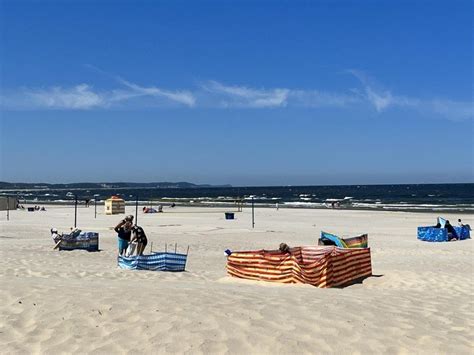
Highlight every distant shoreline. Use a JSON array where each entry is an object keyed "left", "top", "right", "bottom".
[{"left": 17, "top": 200, "right": 474, "bottom": 214}]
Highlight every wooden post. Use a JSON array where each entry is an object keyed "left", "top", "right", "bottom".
[
  {"left": 74, "top": 195, "right": 78, "bottom": 228},
  {"left": 252, "top": 197, "right": 255, "bottom": 228},
  {"left": 184, "top": 245, "right": 190, "bottom": 269},
  {"left": 135, "top": 195, "right": 139, "bottom": 225}
]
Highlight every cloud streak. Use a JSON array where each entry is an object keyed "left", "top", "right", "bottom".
[
  {"left": 114, "top": 78, "right": 196, "bottom": 107},
  {"left": 347, "top": 69, "right": 473, "bottom": 120},
  {"left": 200, "top": 80, "right": 360, "bottom": 109},
  {"left": 1, "top": 69, "right": 472, "bottom": 121},
  {"left": 2, "top": 84, "right": 106, "bottom": 110},
  {"left": 201, "top": 80, "right": 290, "bottom": 108}
]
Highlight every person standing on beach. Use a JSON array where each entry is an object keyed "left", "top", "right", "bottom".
[
  {"left": 130, "top": 225, "right": 148, "bottom": 255},
  {"left": 114, "top": 215, "right": 134, "bottom": 255}
]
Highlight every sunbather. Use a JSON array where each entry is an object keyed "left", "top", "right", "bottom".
[
  {"left": 445, "top": 220, "right": 458, "bottom": 241},
  {"left": 279, "top": 243, "right": 290, "bottom": 253},
  {"left": 458, "top": 219, "right": 472, "bottom": 231},
  {"left": 50, "top": 228, "right": 62, "bottom": 243}
]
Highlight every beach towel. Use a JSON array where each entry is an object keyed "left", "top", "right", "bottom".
[{"left": 227, "top": 246, "right": 372, "bottom": 288}]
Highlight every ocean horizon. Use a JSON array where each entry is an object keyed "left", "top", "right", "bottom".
[{"left": 3, "top": 182, "right": 473, "bottom": 213}]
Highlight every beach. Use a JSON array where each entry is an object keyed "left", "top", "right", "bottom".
[{"left": 0, "top": 206, "right": 472, "bottom": 354}]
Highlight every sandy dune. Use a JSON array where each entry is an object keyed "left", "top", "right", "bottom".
[{"left": 0, "top": 206, "right": 472, "bottom": 354}]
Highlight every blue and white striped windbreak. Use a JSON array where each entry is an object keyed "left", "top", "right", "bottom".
[{"left": 118, "top": 252, "right": 187, "bottom": 271}]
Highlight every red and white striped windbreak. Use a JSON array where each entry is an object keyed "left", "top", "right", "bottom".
[{"left": 227, "top": 246, "right": 372, "bottom": 288}]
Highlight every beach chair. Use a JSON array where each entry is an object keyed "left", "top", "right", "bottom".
[{"left": 318, "top": 231, "right": 368, "bottom": 248}]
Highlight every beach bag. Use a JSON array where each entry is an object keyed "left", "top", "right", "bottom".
[{"left": 126, "top": 242, "right": 137, "bottom": 257}]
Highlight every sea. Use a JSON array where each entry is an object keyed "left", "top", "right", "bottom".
[{"left": 3, "top": 183, "right": 473, "bottom": 213}]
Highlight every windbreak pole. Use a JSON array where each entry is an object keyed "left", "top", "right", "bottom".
[
  {"left": 252, "top": 197, "right": 255, "bottom": 228},
  {"left": 135, "top": 196, "right": 139, "bottom": 224},
  {"left": 74, "top": 195, "right": 78, "bottom": 228}
]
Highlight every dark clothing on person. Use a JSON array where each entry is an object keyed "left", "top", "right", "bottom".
[
  {"left": 131, "top": 225, "right": 148, "bottom": 255},
  {"left": 444, "top": 221, "right": 458, "bottom": 240},
  {"left": 132, "top": 226, "right": 147, "bottom": 244},
  {"left": 445, "top": 221, "right": 456, "bottom": 234},
  {"left": 115, "top": 226, "right": 132, "bottom": 241}
]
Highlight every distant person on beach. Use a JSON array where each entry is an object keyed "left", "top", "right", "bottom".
[
  {"left": 276, "top": 203, "right": 279, "bottom": 211},
  {"left": 279, "top": 243, "right": 291, "bottom": 253},
  {"left": 444, "top": 220, "right": 458, "bottom": 241},
  {"left": 171, "top": 203, "right": 176, "bottom": 208},
  {"left": 130, "top": 225, "right": 148, "bottom": 255},
  {"left": 158, "top": 205, "right": 163, "bottom": 212},
  {"left": 85, "top": 199, "right": 90, "bottom": 207},
  {"left": 115, "top": 215, "right": 134, "bottom": 255},
  {"left": 458, "top": 219, "right": 472, "bottom": 231},
  {"left": 50, "top": 228, "right": 62, "bottom": 243}
]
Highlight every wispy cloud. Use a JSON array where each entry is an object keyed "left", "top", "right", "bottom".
[
  {"left": 348, "top": 69, "right": 400, "bottom": 111},
  {"left": 114, "top": 78, "right": 196, "bottom": 107},
  {"left": 2, "top": 84, "right": 106, "bottom": 110},
  {"left": 1, "top": 70, "right": 196, "bottom": 110},
  {"left": 201, "top": 80, "right": 289, "bottom": 108},
  {"left": 1, "top": 67, "right": 472, "bottom": 121},
  {"left": 200, "top": 80, "right": 359, "bottom": 109},
  {"left": 347, "top": 69, "right": 473, "bottom": 120}
]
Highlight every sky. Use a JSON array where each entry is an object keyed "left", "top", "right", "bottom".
[{"left": 0, "top": 0, "right": 473, "bottom": 186}]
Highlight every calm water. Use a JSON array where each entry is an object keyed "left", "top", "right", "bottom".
[{"left": 4, "top": 183, "right": 473, "bottom": 213}]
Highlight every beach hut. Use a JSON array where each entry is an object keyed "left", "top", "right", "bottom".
[
  {"left": 318, "top": 231, "right": 368, "bottom": 248},
  {"left": 418, "top": 217, "right": 471, "bottom": 242},
  {"left": 57, "top": 231, "right": 99, "bottom": 251},
  {"left": 104, "top": 196, "right": 125, "bottom": 215},
  {"left": 226, "top": 246, "right": 372, "bottom": 288},
  {"left": 118, "top": 251, "right": 188, "bottom": 271}
]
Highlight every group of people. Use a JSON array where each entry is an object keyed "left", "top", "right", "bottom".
[
  {"left": 432, "top": 218, "right": 471, "bottom": 241},
  {"left": 143, "top": 206, "right": 163, "bottom": 213},
  {"left": 115, "top": 215, "right": 148, "bottom": 256},
  {"left": 18, "top": 205, "right": 46, "bottom": 211}
]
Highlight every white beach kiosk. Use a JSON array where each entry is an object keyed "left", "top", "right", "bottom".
[{"left": 104, "top": 195, "right": 125, "bottom": 215}]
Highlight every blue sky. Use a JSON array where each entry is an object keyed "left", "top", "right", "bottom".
[{"left": 0, "top": 0, "right": 472, "bottom": 185}]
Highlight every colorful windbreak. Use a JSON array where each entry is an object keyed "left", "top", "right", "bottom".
[{"left": 227, "top": 246, "right": 372, "bottom": 288}]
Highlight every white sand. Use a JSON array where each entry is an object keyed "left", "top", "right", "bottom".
[{"left": 0, "top": 206, "right": 472, "bottom": 354}]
